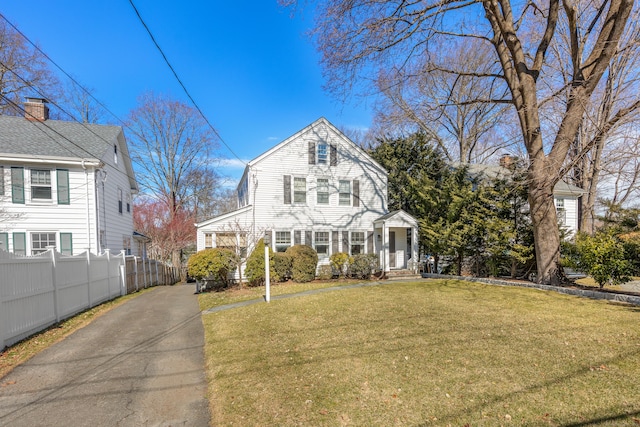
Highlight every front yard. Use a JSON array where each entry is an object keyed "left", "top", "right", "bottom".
[{"left": 201, "top": 279, "right": 640, "bottom": 426}]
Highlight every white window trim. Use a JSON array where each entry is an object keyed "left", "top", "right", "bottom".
[{"left": 28, "top": 167, "right": 55, "bottom": 205}]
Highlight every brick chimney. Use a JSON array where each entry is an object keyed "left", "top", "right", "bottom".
[
  {"left": 24, "top": 97, "right": 49, "bottom": 121},
  {"left": 499, "top": 154, "right": 516, "bottom": 170}
]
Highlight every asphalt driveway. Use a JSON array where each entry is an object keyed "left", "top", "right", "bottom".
[{"left": 0, "top": 284, "right": 209, "bottom": 427}]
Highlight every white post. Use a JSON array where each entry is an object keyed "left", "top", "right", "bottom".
[{"left": 264, "top": 244, "right": 270, "bottom": 303}]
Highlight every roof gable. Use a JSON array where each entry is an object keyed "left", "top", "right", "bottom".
[{"left": 245, "top": 117, "right": 387, "bottom": 176}]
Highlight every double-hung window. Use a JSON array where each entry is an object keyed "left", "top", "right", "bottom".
[
  {"left": 275, "top": 231, "right": 291, "bottom": 252},
  {"left": 556, "top": 198, "right": 566, "bottom": 225},
  {"left": 31, "top": 232, "right": 56, "bottom": 255},
  {"left": 217, "top": 233, "right": 236, "bottom": 251},
  {"left": 294, "top": 177, "right": 306, "bottom": 204},
  {"left": 317, "top": 143, "right": 328, "bottom": 164},
  {"left": 317, "top": 178, "right": 329, "bottom": 204},
  {"left": 315, "top": 231, "right": 329, "bottom": 256},
  {"left": 339, "top": 180, "right": 351, "bottom": 206},
  {"left": 351, "top": 231, "right": 365, "bottom": 255},
  {"left": 31, "top": 169, "right": 51, "bottom": 200}
]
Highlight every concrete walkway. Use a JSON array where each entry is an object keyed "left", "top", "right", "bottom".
[{"left": 0, "top": 284, "right": 209, "bottom": 427}]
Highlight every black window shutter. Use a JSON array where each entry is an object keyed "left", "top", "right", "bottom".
[
  {"left": 342, "top": 231, "right": 349, "bottom": 253},
  {"left": 330, "top": 144, "right": 337, "bottom": 166},
  {"left": 305, "top": 230, "right": 312, "bottom": 246},
  {"left": 332, "top": 231, "right": 339, "bottom": 254},
  {"left": 309, "top": 141, "right": 316, "bottom": 164},
  {"left": 367, "top": 231, "right": 374, "bottom": 254},
  {"left": 284, "top": 175, "right": 291, "bottom": 204},
  {"left": 353, "top": 180, "right": 360, "bottom": 207},
  {"left": 294, "top": 230, "right": 301, "bottom": 245}
]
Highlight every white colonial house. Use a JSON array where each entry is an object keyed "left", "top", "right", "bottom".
[
  {"left": 196, "top": 117, "right": 419, "bottom": 276},
  {"left": 468, "top": 156, "right": 586, "bottom": 238},
  {"left": 0, "top": 98, "right": 143, "bottom": 256}
]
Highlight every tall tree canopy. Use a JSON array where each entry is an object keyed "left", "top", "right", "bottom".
[
  {"left": 282, "top": 0, "right": 635, "bottom": 285},
  {"left": 128, "top": 92, "right": 221, "bottom": 267}
]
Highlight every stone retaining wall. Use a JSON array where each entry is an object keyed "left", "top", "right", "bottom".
[{"left": 422, "top": 273, "right": 640, "bottom": 307}]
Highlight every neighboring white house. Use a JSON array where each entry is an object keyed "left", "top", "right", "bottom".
[
  {"left": 196, "top": 117, "right": 419, "bottom": 275},
  {"left": 467, "top": 156, "right": 586, "bottom": 238},
  {"left": 0, "top": 98, "right": 142, "bottom": 256}
]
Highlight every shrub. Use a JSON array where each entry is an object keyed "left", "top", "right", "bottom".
[
  {"left": 244, "top": 239, "right": 275, "bottom": 287},
  {"left": 330, "top": 252, "right": 350, "bottom": 277},
  {"left": 286, "top": 245, "right": 319, "bottom": 282},
  {"left": 273, "top": 252, "right": 293, "bottom": 282},
  {"left": 187, "top": 248, "right": 238, "bottom": 289},
  {"left": 572, "top": 231, "right": 632, "bottom": 288},
  {"left": 317, "top": 264, "right": 333, "bottom": 280},
  {"left": 349, "top": 253, "right": 379, "bottom": 279}
]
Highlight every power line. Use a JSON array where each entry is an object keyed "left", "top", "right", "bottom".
[
  {"left": 0, "top": 13, "right": 127, "bottom": 131},
  {"left": 127, "top": 0, "right": 246, "bottom": 165}
]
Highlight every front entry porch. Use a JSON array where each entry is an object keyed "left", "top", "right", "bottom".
[{"left": 373, "top": 210, "right": 419, "bottom": 274}]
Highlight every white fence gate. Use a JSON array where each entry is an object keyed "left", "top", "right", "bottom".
[{"left": 0, "top": 249, "right": 177, "bottom": 350}]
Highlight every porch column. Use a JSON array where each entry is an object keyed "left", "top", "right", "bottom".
[
  {"left": 382, "top": 221, "right": 389, "bottom": 273},
  {"left": 412, "top": 226, "right": 419, "bottom": 272}
]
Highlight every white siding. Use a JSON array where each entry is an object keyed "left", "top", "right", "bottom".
[
  {"left": 0, "top": 130, "right": 136, "bottom": 256},
  {"left": 555, "top": 196, "right": 579, "bottom": 238},
  {"left": 251, "top": 121, "right": 387, "bottom": 237},
  {"left": 0, "top": 162, "right": 99, "bottom": 255},
  {"left": 98, "top": 133, "right": 135, "bottom": 254},
  {"left": 197, "top": 119, "right": 391, "bottom": 273}
]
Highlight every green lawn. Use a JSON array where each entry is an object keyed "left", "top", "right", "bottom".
[{"left": 201, "top": 279, "right": 640, "bottom": 426}]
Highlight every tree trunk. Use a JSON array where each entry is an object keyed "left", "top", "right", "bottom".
[{"left": 528, "top": 172, "right": 564, "bottom": 285}]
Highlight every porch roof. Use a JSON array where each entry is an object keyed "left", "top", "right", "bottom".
[{"left": 373, "top": 210, "right": 418, "bottom": 228}]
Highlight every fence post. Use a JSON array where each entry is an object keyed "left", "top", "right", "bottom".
[
  {"left": 50, "top": 249, "right": 61, "bottom": 322},
  {"left": 87, "top": 251, "right": 92, "bottom": 308},
  {"left": 134, "top": 256, "right": 139, "bottom": 292},
  {"left": 120, "top": 252, "right": 127, "bottom": 296},
  {"left": 106, "top": 249, "right": 111, "bottom": 298},
  {"left": 0, "top": 253, "right": 5, "bottom": 350}
]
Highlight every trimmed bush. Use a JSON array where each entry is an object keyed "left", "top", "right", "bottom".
[
  {"left": 349, "top": 253, "right": 379, "bottom": 279},
  {"left": 317, "top": 264, "right": 333, "bottom": 280},
  {"left": 286, "top": 245, "right": 319, "bottom": 282},
  {"left": 244, "top": 239, "right": 275, "bottom": 287},
  {"left": 187, "top": 248, "right": 238, "bottom": 289},
  {"left": 273, "top": 252, "right": 293, "bottom": 282},
  {"left": 330, "top": 252, "right": 350, "bottom": 277}
]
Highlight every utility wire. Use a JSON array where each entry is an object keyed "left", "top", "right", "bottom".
[{"left": 127, "top": 0, "right": 246, "bottom": 164}]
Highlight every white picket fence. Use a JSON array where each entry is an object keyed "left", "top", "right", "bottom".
[{"left": 0, "top": 249, "right": 178, "bottom": 350}]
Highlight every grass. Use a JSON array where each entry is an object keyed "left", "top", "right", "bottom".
[
  {"left": 201, "top": 279, "right": 640, "bottom": 426},
  {"left": 0, "top": 288, "right": 152, "bottom": 379},
  {"left": 197, "top": 279, "right": 362, "bottom": 312}
]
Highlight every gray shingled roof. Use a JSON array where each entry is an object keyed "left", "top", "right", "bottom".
[
  {"left": 0, "top": 115, "right": 122, "bottom": 160},
  {"left": 464, "top": 162, "right": 586, "bottom": 195}
]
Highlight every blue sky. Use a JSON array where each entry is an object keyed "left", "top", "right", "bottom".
[{"left": 2, "top": 1, "right": 373, "bottom": 184}]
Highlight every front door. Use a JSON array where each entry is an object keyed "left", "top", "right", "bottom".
[{"left": 389, "top": 231, "right": 396, "bottom": 268}]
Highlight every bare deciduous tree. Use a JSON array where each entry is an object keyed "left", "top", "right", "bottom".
[
  {"left": 127, "top": 92, "right": 220, "bottom": 267},
  {"left": 281, "top": 0, "right": 635, "bottom": 285},
  {"left": 374, "top": 40, "right": 514, "bottom": 163},
  {"left": 0, "top": 18, "right": 61, "bottom": 114},
  {"left": 559, "top": 13, "right": 640, "bottom": 233}
]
